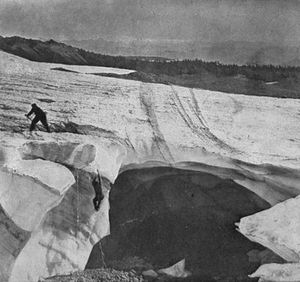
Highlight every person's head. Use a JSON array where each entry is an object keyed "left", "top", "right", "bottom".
[{"left": 31, "top": 103, "right": 37, "bottom": 108}]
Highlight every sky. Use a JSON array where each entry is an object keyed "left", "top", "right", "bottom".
[{"left": 1, "top": 0, "right": 300, "bottom": 45}]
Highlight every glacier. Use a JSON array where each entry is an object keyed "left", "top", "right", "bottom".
[{"left": 0, "top": 50, "right": 300, "bottom": 281}]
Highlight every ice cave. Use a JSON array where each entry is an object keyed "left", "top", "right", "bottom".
[{"left": 87, "top": 167, "right": 276, "bottom": 281}]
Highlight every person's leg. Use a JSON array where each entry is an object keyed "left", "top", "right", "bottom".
[
  {"left": 30, "top": 116, "right": 40, "bottom": 131},
  {"left": 41, "top": 115, "right": 50, "bottom": 132},
  {"left": 93, "top": 197, "right": 100, "bottom": 211},
  {"left": 96, "top": 194, "right": 103, "bottom": 210},
  {"left": 100, "top": 193, "right": 104, "bottom": 202}
]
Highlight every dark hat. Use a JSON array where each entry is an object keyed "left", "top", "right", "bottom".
[{"left": 31, "top": 103, "right": 37, "bottom": 107}]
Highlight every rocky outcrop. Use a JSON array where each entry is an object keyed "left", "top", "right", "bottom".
[{"left": 39, "top": 268, "right": 144, "bottom": 282}]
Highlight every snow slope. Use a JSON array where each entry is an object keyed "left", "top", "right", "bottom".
[{"left": 0, "top": 51, "right": 300, "bottom": 281}]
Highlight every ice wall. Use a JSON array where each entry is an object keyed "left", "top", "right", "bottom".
[
  {"left": 1, "top": 135, "right": 300, "bottom": 281},
  {"left": 4, "top": 137, "right": 299, "bottom": 281},
  {"left": 8, "top": 168, "right": 110, "bottom": 282},
  {"left": 0, "top": 159, "right": 75, "bottom": 281},
  {"left": 238, "top": 195, "right": 300, "bottom": 282}
]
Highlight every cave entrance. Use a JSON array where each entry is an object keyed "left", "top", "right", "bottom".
[{"left": 86, "top": 167, "right": 279, "bottom": 281}]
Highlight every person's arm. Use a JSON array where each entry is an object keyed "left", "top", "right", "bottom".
[
  {"left": 26, "top": 108, "right": 34, "bottom": 117},
  {"left": 97, "top": 170, "right": 101, "bottom": 186}
]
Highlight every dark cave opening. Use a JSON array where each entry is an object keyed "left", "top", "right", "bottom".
[{"left": 86, "top": 167, "right": 282, "bottom": 281}]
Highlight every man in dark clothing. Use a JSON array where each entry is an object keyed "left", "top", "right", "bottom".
[
  {"left": 92, "top": 171, "right": 104, "bottom": 211},
  {"left": 26, "top": 103, "right": 50, "bottom": 132}
]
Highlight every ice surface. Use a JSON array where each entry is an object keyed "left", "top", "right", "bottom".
[{"left": 0, "top": 51, "right": 300, "bottom": 281}]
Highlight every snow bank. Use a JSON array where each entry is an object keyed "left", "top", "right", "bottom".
[
  {"left": 250, "top": 263, "right": 300, "bottom": 281},
  {"left": 0, "top": 159, "right": 74, "bottom": 231},
  {"left": 238, "top": 195, "right": 300, "bottom": 263},
  {"left": 0, "top": 51, "right": 38, "bottom": 74},
  {"left": 237, "top": 195, "right": 300, "bottom": 281},
  {"left": 21, "top": 141, "right": 96, "bottom": 169},
  {"left": 50, "top": 64, "right": 135, "bottom": 75},
  {"left": 158, "top": 259, "right": 191, "bottom": 278}
]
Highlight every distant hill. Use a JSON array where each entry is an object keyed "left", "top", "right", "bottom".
[
  {"left": 0, "top": 36, "right": 106, "bottom": 65},
  {"left": 206, "top": 41, "right": 300, "bottom": 66},
  {"left": 64, "top": 37, "right": 189, "bottom": 60},
  {"left": 0, "top": 36, "right": 89, "bottom": 65},
  {"left": 1, "top": 35, "right": 300, "bottom": 69},
  {"left": 65, "top": 37, "right": 300, "bottom": 67},
  {"left": 0, "top": 36, "right": 171, "bottom": 66},
  {"left": 1, "top": 35, "right": 300, "bottom": 99}
]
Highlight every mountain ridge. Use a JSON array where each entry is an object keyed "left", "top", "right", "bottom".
[{"left": 1, "top": 35, "right": 300, "bottom": 67}]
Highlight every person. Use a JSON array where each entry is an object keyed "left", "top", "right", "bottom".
[
  {"left": 26, "top": 103, "right": 50, "bottom": 132},
  {"left": 92, "top": 170, "right": 104, "bottom": 211}
]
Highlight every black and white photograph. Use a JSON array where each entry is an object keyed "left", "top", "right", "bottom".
[{"left": 0, "top": 1, "right": 300, "bottom": 281}]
